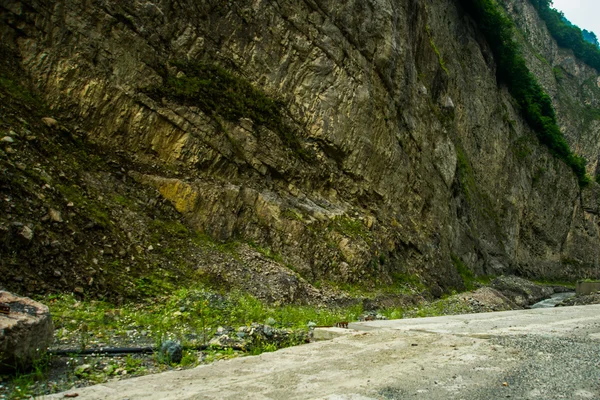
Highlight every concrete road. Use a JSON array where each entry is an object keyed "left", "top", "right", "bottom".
[{"left": 48, "top": 305, "right": 600, "bottom": 400}]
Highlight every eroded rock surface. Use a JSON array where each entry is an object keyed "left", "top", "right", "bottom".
[{"left": 0, "top": 0, "right": 600, "bottom": 297}]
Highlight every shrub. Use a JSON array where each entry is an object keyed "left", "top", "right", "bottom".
[{"left": 459, "top": 0, "right": 590, "bottom": 186}]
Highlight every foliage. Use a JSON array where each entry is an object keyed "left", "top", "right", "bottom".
[
  {"left": 530, "top": 0, "right": 600, "bottom": 70},
  {"left": 460, "top": 0, "right": 590, "bottom": 186},
  {"left": 582, "top": 29, "right": 599, "bottom": 48},
  {"left": 328, "top": 216, "right": 371, "bottom": 241},
  {"left": 451, "top": 254, "right": 476, "bottom": 290},
  {"left": 46, "top": 287, "right": 363, "bottom": 350},
  {"left": 148, "top": 61, "right": 309, "bottom": 159}
]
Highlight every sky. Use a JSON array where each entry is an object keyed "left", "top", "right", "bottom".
[{"left": 551, "top": 0, "right": 600, "bottom": 37}]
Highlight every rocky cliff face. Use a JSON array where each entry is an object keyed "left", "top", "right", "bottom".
[{"left": 1, "top": 0, "right": 600, "bottom": 301}]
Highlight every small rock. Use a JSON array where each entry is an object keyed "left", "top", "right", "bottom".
[
  {"left": 53, "top": 270, "right": 62, "bottom": 278},
  {"left": 74, "top": 364, "right": 92, "bottom": 377},
  {"left": 74, "top": 287, "right": 84, "bottom": 295},
  {"left": 49, "top": 209, "right": 63, "bottom": 223},
  {"left": 147, "top": 245, "right": 154, "bottom": 251},
  {"left": 263, "top": 325, "right": 274, "bottom": 337},
  {"left": 1, "top": 136, "right": 14, "bottom": 144},
  {"left": 158, "top": 340, "right": 182, "bottom": 364},
  {"left": 41, "top": 117, "right": 58, "bottom": 128},
  {"left": 18, "top": 226, "right": 34, "bottom": 241}
]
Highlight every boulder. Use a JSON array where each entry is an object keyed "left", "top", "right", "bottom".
[
  {"left": 490, "top": 276, "right": 554, "bottom": 307},
  {"left": 0, "top": 291, "right": 54, "bottom": 372}
]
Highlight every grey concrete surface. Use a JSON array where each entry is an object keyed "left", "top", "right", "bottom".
[{"left": 48, "top": 305, "right": 600, "bottom": 400}]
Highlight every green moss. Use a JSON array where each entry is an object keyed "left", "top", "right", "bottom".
[
  {"left": 148, "top": 62, "right": 311, "bottom": 160},
  {"left": 456, "top": 146, "right": 476, "bottom": 202},
  {"left": 281, "top": 208, "right": 304, "bottom": 222},
  {"left": 113, "top": 194, "right": 134, "bottom": 208},
  {"left": 56, "top": 184, "right": 111, "bottom": 228},
  {"left": 0, "top": 75, "right": 47, "bottom": 112},
  {"left": 150, "top": 219, "right": 189, "bottom": 243},
  {"left": 329, "top": 216, "right": 371, "bottom": 241},
  {"left": 248, "top": 241, "right": 284, "bottom": 263},
  {"left": 425, "top": 25, "right": 449, "bottom": 75},
  {"left": 512, "top": 135, "right": 534, "bottom": 160},
  {"left": 391, "top": 272, "right": 426, "bottom": 291},
  {"left": 451, "top": 254, "right": 476, "bottom": 290},
  {"left": 553, "top": 66, "right": 565, "bottom": 81}
]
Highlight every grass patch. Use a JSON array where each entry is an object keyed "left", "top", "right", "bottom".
[
  {"left": 45, "top": 285, "right": 364, "bottom": 352},
  {"left": 328, "top": 216, "right": 371, "bottom": 241},
  {"left": 532, "top": 278, "right": 576, "bottom": 288},
  {"left": 147, "top": 61, "right": 311, "bottom": 160}
]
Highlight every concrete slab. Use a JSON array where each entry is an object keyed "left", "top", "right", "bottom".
[
  {"left": 312, "top": 327, "right": 356, "bottom": 341},
  {"left": 349, "top": 304, "right": 600, "bottom": 337}
]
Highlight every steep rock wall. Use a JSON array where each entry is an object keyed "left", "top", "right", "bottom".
[{"left": 2, "top": 0, "right": 600, "bottom": 292}]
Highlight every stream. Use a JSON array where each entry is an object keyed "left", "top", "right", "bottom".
[{"left": 530, "top": 292, "right": 576, "bottom": 308}]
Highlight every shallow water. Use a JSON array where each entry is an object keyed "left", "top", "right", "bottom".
[{"left": 530, "top": 292, "right": 576, "bottom": 308}]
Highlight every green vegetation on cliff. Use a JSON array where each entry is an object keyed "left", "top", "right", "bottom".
[
  {"left": 460, "top": 0, "right": 590, "bottom": 186},
  {"left": 530, "top": 0, "right": 600, "bottom": 72},
  {"left": 148, "top": 61, "right": 308, "bottom": 159}
]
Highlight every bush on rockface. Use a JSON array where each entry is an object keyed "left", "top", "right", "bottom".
[
  {"left": 460, "top": 0, "right": 590, "bottom": 186},
  {"left": 530, "top": 0, "right": 600, "bottom": 71}
]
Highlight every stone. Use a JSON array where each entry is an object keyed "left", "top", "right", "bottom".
[
  {"left": 41, "top": 117, "right": 58, "bottom": 128},
  {"left": 48, "top": 208, "right": 63, "bottom": 223},
  {"left": 491, "top": 276, "right": 554, "bottom": 307},
  {"left": 158, "top": 340, "right": 183, "bottom": 364},
  {"left": 0, "top": 136, "right": 14, "bottom": 143},
  {"left": 0, "top": 291, "right": 54, "bottom": 372},
  {"left": 18, "top": 226, "right": 34, "bottom": 241},
  {"left": 443, "top": 96, "right": 455, "bottom": 109},
  {"left": 75, "top": 364, "right": 92, "bottom": 377}
]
